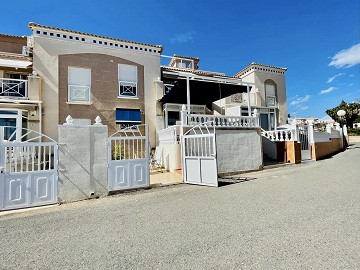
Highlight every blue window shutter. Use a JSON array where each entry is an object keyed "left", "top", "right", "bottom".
[{"left": 116, "top": 108, "right": 141, "bottom": 122}]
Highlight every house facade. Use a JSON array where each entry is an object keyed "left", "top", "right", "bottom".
[
  {"left": 0, "top": 23, "right": 289, "bottom": 146},
  {"left": 234, "top": 62, "right": 288, "bottom": 130},
  {"left": 0, "top": 34, "right": 42, "bottom": 140},
  {"left": 28, "top": 23, "right": 162, "bottom": 146}
]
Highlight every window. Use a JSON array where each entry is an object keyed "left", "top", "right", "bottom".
[
  {"left": 115, "top": 108, "right": 141, "bottom": 129},
  {"left": 118, "top": 64, "right": 138, "bottom": 98},
  {"left": 265, "top": 83, "right": 276, "bottom": 107},
  {"left": 68, "top": 67, "right": 91, "bottom": 103}
]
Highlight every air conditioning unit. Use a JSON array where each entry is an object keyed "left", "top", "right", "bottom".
[{"left": 22, "top": 46, "right": 31, "bottom": 56}]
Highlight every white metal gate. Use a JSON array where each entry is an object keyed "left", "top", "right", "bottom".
[
  {"left": 298, "top": 125, "right": 311, "bottom": 160},
  {"left": 108, "top": 124, "right": 149, "bottom": 191},
  {"left": 0, "top": 126, "right": 58, "bottom": 211},
  {"left": 182, "top": 125, "right": 218, "bottom": 187}
]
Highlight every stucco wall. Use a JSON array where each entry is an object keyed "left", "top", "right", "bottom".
[
  {"left": 58, "top": 124, "right": 108, "bottom": 202},
  {"left": 32, "top": 36, "right": 160, "bottom": 146},
  {"left": 241, "top": 70, "right": 287, "bottom": 126},
  {"left": 215, "top": 128, "right": 263, "bottom": 175},
  {"left": 311, "top": 138, "right": 342, "bottom": 160}
]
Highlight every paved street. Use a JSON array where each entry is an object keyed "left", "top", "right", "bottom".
[{"left": 1, "top": 143, "right": 360, "bottom": 270}]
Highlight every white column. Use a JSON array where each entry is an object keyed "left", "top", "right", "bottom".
[
  {"left": 180, "top": 104, "right": 188, "bottom": 126},
  {"left": 252, "top": 109, "right": 260, "bottom": 127},
  {"left": 186, "top": 76, "right": 191, "bottom": 115},
  {"left": 307, "top": 120, "right": 315, "bottom": 143},
  {"left": 326, "top": 123, "right": 332, "bottom": 134},
  {"left": 246, "top": 84, "right": 251, "bottom": 116}
]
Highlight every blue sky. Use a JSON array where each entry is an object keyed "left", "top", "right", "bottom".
[{"left": 2, "top": 0, "right": 359, "bottom": 119}]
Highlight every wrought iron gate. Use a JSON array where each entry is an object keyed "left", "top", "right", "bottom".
[
  {"left": 108, "top": 124, "right": 149, "bottom": 191},
  {"left": 182, "top": 125, "right": 218, "bottom": 187},
  {"left": 298, "top": 125, "right": 311, "bottom": 160},
  {"left": 0, "top": 127, "right": 58, "bottom": 211}
]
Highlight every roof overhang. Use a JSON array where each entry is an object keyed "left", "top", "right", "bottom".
[
  {"left": 162, "top": 69, "right": 254, "bottom": 87},
  {"left": 0, "top": 58, "right": 32, "bottom": 69}
]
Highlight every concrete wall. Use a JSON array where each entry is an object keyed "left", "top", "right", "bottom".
[
  {"left": 58, "top": 123, "right": 108, "bottom": 202},
  {"left": 32, "top": 34, "right": 160, "bottom": 146},
  {"left": 262, "top": 137, "right": 277, "bottom": 160},
  {"left": 156, "top": 144, "right": 182, "bottom": 172},
  {"left": 311, "top": 138, "right": 342, "bottom": 160},
  {"left": 215, "top": 128, "right": 263, "bottom": 175}
]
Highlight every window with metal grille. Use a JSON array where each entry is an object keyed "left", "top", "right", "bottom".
[
  {"left": 68, "top": 67, "right": 91, "bottom": 104},
  {"left": 118, "top": 64, "right": 138, "bottom": 98}
]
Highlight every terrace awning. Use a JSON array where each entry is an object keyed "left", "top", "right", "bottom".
[{"left": 0, "top": 58, "right": 32, "bottom": 69}]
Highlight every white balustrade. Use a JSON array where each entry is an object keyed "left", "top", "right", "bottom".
[
  {"left": 261, "top": 129, "right": 296, "bottom": 142},
  {"left": 187, "top": 114, "right": 258, "bottom": 128}
]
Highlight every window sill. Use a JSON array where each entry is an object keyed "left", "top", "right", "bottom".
[
  {"left": 66, "top": 101, "right": 93, "bottom": 105},
  {"left": 117, "top": 96, "right": 139, "bottom": 100}
]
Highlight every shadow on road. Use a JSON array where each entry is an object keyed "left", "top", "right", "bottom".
[{"left": 218, "top": 177, "right": 257, "bottom": 187}]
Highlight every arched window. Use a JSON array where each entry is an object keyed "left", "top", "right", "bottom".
[{"left": 264, "top": 79, "right": 277, "bottom": 107}]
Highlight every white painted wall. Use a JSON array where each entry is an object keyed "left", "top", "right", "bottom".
[
  {"left": 215, "top": 128, "right": 263, "bottom": 175},
  {"left": 58, "top": 124, "right": 108, "bottom": 202}
]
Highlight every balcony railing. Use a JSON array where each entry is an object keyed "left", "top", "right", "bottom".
[
  {"left": 187, "top": 114, "right": 259, "bottom": 128},
  {"left": 0, "top": 78, "right": 28, "bottom": 99}
]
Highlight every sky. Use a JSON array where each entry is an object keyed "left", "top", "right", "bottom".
[{"left": 1, "top": 0, "right": 359, "bottom": 119}]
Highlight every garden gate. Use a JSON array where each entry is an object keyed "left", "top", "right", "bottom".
[
  {"left": 298, "top": 124, "right": 311, "bottom": 160},
  {"left": 181, "top": 125, "right": 218, "bottom": 187},
  {"left": 108, "top": 124, "right": 149, "bottom": 191},
  {"left": 0, "top": 126, "right": 58, "bottom": 211}
]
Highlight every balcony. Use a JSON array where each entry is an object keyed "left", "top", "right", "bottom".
[{"left": 0, "top": 78, "right": 28, "bottom": 99}]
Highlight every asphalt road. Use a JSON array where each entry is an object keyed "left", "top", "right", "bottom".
[{"left": 1, "top": 143, "right": 359, "bottom": 270}]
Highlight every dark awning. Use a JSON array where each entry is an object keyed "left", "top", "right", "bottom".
[
  {"left": 160, "top": 77, "right": 249, "bottom": 109},
  {"left": 116, "top": 108, "right": 141, "bottom": 123}
]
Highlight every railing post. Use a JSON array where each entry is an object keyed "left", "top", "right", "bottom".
[
  {"left": 252, "top": 108, "right": 260, "bottom": 127},
  {"left": 180, "top": 104, "right": 188, "bottom": 126}
]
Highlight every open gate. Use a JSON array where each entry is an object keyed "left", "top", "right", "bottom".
[
  {"left": 182, "top": 125, "right": 218, "bottom": 187},
  {"left": 108, "top": 124, "right": 149, "bottom": 191},
  {"left": 0, "top": 126, "right": 58, "bottom": 211},
  {"left": 298, "top": 124, "right": 311, "bottom": 160}
]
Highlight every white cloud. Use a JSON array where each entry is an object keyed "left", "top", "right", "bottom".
[
  {"left": 327, "top": 73, "right": 343, "bottom": 83},
  {"left": 290, "top": 94, "right": 310, "bottom": 106},
  {"left": 299, "top": 106, "right": 308, "bottom": 111},
  {"left": 329, "top": 43, "right": 360, "bottom": 68},
  {"left": 320, "top": 87, "right": 336, "bottom": 95},
  {"left": 170, "top": 32, "right": 195, "bottom": 44},
  {"left": 349, "top": 74, "right": 355, "bottom": 77}
]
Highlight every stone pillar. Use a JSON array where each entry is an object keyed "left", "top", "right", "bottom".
[
  {"left": 180, "top": 104, "right": 188, "bottom": 126},
  {"left": 307, "top": 120, "right": 315, "bottom": 143},
  {"left": 335, "top": 123, "right": 343, "bottom": 149},
  {"left": 252, "top": 108, "right": 260, "bottom": 127},
  {"left": 58, "top": 116, "right": 108, "bottom": 203}
]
